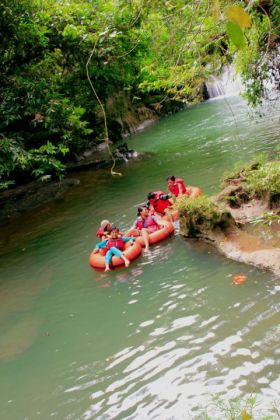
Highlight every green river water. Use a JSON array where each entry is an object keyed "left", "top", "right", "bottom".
[{"left": 0, "top": 97, "right": 279, "bottom": 419}]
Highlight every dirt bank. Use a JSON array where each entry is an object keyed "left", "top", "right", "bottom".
[{"left": 178, "top": 159, "right": 280, "bottom": 276}]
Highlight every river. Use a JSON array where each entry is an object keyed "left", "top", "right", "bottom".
[{"left": 0, "top": 97, "right": 279, "bottom": 419}]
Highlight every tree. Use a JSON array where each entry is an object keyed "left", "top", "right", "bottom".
[{"left": 0, "top": 0, "right": 278, "bottom": 189}]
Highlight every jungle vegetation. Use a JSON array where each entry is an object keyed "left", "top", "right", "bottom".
[{"left": 0, "top": 0, "right": 279, "bottom": 189}]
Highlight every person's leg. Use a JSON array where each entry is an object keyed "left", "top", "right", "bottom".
[
  {"left": 104, "top": 249, "right": 114, "bottom": 271},
  {"left": 156, "top": 219, "right": 169, "bottom": 230},
  {"left": 162, "top": 210, "right": 173, "bottom": 223},
  {"left": 141, "top": 228, "right": 150, "bottom": 251},
  {"left": 121, "top": 254, "right": 130, "bottom": 267},
  {"left": 110, "top": 247, "right": 130, "bottom": 267},
  {"left": 125, "top": 227, "right": 139, "bottom": 237}
]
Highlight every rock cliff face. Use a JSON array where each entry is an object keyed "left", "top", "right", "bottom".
[
  {"left": 178, "top": 161, "right": 280, "bottom": 276},
  {"left": 103, "top": 91, "right": 185, "bottom": 140},
  {"left": 105, "top": 92, "right": 158, "bottom": 138}
]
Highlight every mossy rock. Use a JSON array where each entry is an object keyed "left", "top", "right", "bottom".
[
  {"left": 220, "top": 158, "right": 280, "bottom": 208},
  {"left": 175, "top": 195, "right": 235, "bottom": 238}
]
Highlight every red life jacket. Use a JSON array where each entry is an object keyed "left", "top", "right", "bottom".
[
  {"left": 96, "top": 227, "right": 105, "bottom": 239},
  {"left": 105, "top": 238, "right": 125, "bottom": 251},
  {"left": 149, "top": 191, "right": 172, "bottom": 215},
  {"left": 168, "top": 178, "right": 187, "bottom": 196},
  {"left": 96, "top": 227, "right": 112, "bottom": 239},
  {"left": 135, "top": 215, "right": 160, "bottom": 230}
]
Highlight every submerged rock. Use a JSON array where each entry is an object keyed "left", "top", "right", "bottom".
[{"left": 0, "top": 178, "right": 80, "bottom": 226}]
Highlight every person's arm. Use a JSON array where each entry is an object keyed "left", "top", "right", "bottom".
[
  {"left": 151, "top": 216, "right": 161, "bottom": 227},
  {"left": 125, "top": 219, "right": 138, "bottom": 235},
  {"left": 177, "top": 182, "right": 184, "bottom": 195},
  {"left": 122, "top": 236, "right": 136, "bottom": 245},
  {"left": 95, "top": 239, "right": 107, "bottom": 249},
  {"left": 159, "top": 193, "right": 172, "bottom": 201},
  {"left": 148, "top": 203, "right": 156, "bottom": 215},
  {"left": 93, "top": 239, "right": 108, "bottom": 254}
]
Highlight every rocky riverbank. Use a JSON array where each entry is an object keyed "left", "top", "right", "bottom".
[
  {"left": 0, "top": 90, "right": 185, "bottom": 227},
  {"left": 0, "top": 142, "right": 146, "bottom": 227},
  {"left": 177, "top": 158, "right": 280, "bottom": 276}
]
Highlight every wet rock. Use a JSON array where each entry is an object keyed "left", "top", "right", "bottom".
[{"left": 178, "top": 165, "right": 280, "bottom": 276}]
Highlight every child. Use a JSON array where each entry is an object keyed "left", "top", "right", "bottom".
[
  {"left": 96, "top": 219, "right": 113, "bottom": 240},
  {"left": 93, "top": 227, "right": 135, "bottom": 272}
]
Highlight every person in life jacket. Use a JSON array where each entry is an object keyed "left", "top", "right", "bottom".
[
  {"left": 93, "top": 227, "right": 135, "bottom": 272},
  {"left": 147, "top": 191, "right": 174, "bottom": 222},
  {"left": 96, "top": 219, "right": 113, "bottom": 240},
  {"left": 130, "top": 206, "right": 165, "bottom": 251},
  {"left": 166, "top": 175, "right": 202, "bottom": 198},
  {"left": 96, "top": 219, "right": 126, "bottom": 240},
  {"left": 166, "top": 176, "right": 187, "bottom": 197}
]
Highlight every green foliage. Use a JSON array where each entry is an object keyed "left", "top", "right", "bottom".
[
  {"left": 174, "top": 194, "right": 217, "bottom": 216},
  {"left": 203, "top": 394, "right": 280, "bottom": 420},
  {"left": 210, "top": 393, "right": 257, "bottom": 419},
  {"left": 175, "top": 194, "right": 233, "bottom": 236},
  {"left": 244, "top": 160, "right": 280, "bottom": 198},
  {"left": 221, "top": 155, "right": 280, "bottom": 208},
  {"left": 226, "top": 22, "right": 246, "bottom": 49},
  {"left": 221, "top": 154, "right": 269, "bottom": 187},
  {"left": 0, "top": 0, "right": 150, "bottom": 190},
  {"left": 0, "top": 134, "right": 68, "bottom": 188},
  {"left": 0, "top": 0, "right": 277, "bottom": 189},
  {"left": 29, "top": 141, "right": 69, "bottom": 181},
  {"left": 250, "top": 211, "right": 280, "bottom": 226},
  {"left": 0, "top": 135, "right": 30, "bottom": 190},
  {"left": 138, "top": 2, "right": 226, "bottom": 102}
]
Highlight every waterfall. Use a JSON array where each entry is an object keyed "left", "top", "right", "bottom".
[{"left": 205, "top": 65, "right": 244, "bottom": 99}]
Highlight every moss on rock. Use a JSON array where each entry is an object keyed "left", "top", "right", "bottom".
[
  {"left": 219, "top": 157, "right": 280, "bottom": 208},
  {"left": 175, "top": 195, "right": 235, "bottom": 238}
]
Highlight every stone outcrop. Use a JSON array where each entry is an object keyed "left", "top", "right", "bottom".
[
  {"left": 178, "top": 163, "right": 280, "bottom": 276},
  {"left": 180, "top": 207, "right": 280, "bottom": 276}
]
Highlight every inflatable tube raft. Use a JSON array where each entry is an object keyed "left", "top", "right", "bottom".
[
  {"left": 89, "top": 240, "right": 142, "bottom": 270},
  {"left": 133, "top": 220, "right": 174, "bottom": 247},
  {"left": 186, "top": 186, "right": 202, "bottom": 198}
]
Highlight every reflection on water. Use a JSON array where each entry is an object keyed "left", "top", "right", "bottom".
[
  {"left": 63, "top": 266, "right": 280, "bottom": 419},
  {"left": 0, "top": 97, "right": 280, "bottom": 419}
]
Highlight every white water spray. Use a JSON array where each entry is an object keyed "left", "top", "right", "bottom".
[{"left": 205, "top": 64, "right": 244, "bottom": 99}]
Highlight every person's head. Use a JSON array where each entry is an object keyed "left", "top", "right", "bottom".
[
  {"left": 110, "top": 226, "right": 120, "bottom": 238},
  {"left": 166, "top": 175, "right": 176, "bottom": 187},
  {"left": 100, "top": 219, "right": 111, "bottom": 231},
  {"left": 137, "top": 206, "right": 149, "bottom": 217},
  {"left": 147, "top": 192, "right": 156, "bottom": 201}
]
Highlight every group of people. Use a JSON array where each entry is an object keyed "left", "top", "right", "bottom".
[{"left": 93, "top": 176, "right": 201, "bottom": 271}]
